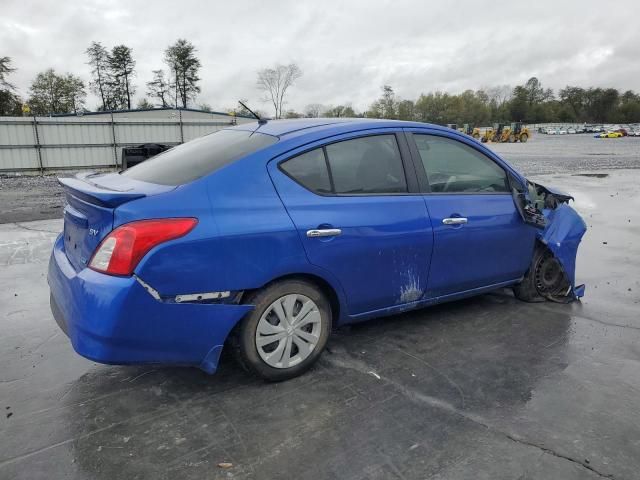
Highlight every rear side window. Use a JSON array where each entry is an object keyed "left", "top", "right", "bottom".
[
  {"left": 413, "top": 134, "right": 508, "bottom": 193},
  {"left": 280, "top": 148, "right": 332, "bottom": 194},
  {"left": 122, "top": 130, "right": 277, "bottom": 186},
  {"left": 281, "top": 134, "right": 407, "bottom": 195}
]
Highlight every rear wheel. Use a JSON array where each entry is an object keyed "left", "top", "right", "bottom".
[
  {"left": 236, "top": 280, "right": 332, "bottom": 381},
  {"left": 508, "top": 134, "right": 516, "bottom": 143},
  {"left": 520, "top": 133, "right": 529, "bottom": 143}
]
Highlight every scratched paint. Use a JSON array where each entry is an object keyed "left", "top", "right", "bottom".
[{"left": 399, "top": 269, "right": 423, "bottom": 303}]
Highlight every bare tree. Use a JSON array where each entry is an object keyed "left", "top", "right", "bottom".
[
  {"left": 146, "top": 69, "right": 171, "bottom": 107},
  {"left": 256, "top": 63, "right": 302, "bottom": 119},
  {"left": 304, "top": 103, "right": 323, "bottom": 118},
  {"left": 484, "top": 84, "right": 512, "bottom": 107}
]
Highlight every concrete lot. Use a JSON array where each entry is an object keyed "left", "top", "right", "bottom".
[{"left": 1, "top": 168, "right": 640, "bottom": 478}]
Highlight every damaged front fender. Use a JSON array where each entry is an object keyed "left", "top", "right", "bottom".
[
  {"left": 512, "top": 179, "right": 586, "bottom": 300},
  {"left": 538, "top": 203, "right": 587, "bottom": 298}
]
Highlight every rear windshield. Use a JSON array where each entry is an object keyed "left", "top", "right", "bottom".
[{"left": 122, "top": 129, "right": 277, "bottom": 186}]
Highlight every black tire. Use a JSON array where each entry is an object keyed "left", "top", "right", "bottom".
[
  {"left": 236, "top": 279, "right": 332, "bottom": 381},
  {"left": 513, "top": 246, "right": 568, "bottom": 302},
  {"left": 508, "top": 134, "right": 516, "bottom": 143},
  {"left": 520, "top": 133, "right": 529, "bottom": 143}
]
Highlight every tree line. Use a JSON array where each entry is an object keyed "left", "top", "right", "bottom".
[
  {"left": 297, "top": 79, "right": 640, "bottom": 125},
  {"left": 0, "top": 40, "right": 203, "bottom": 116},
  {"left": 1, "top": 46, "right": 639, "bottom": 124}
]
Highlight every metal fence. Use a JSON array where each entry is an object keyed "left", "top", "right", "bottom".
[{"left": 0, "top": 113, "right": 247, "bottom": 173}]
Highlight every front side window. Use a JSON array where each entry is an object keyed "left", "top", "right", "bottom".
[
  {"left": 413, "top": 134, "right": 508, "bottom": 193},
  {"left": 280, "top": 134, "right": 408, "bottom": 195}
]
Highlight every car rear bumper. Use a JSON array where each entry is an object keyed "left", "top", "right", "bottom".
[{"left": 47, "top": 234, "right": 253, "bottom": 374}]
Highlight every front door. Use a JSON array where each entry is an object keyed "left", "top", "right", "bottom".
[
  {"left": 269, "top": 131, "right": 434, "bottom": 316},
  {"left": 406, "top": 130, "right": 536, "bottom": 298}
]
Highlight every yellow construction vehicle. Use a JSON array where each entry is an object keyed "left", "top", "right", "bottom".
[
  {"left": 481, "top": 123, "right": 505, "bottom": 143},
  {"left": 460, "top": 123, "right": 481, "bottom": 139},
  {"left": 504, "top": 122, "right": 530, "bottom": 142}
]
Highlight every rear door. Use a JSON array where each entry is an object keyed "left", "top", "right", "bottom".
[
  {"left": 405, "top": 130, "right": 536, "bottom": 297},
  {"left": 268, "top": 130, "right": 434, "bottom": 316}
]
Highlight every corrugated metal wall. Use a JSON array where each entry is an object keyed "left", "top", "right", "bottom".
[{"left": 0, "top": 114, "right": 254, "bottom": 173}]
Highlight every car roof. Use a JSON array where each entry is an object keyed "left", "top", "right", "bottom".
[{"left": 228, "top": 118, "right": 446, "bottom": 137}]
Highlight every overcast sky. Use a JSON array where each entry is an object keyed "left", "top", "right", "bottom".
[{"left": 2, "top": 0, "right": 638, "bottom": 114}]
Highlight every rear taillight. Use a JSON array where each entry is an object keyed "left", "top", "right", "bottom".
[{"left": 89, "top": 218, "right": 197, "bottom": 276}]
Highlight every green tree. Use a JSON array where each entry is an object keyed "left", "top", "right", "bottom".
[
  {"left": 559, "top": 86, "right": 585, "bottom": 120},
  {"left": 1, "top": 56, "right": 17, "bottom": 91},
  {"left": 618, "top": 91, "right": 640, "bottom": 123},
  {"left": 0, "top": 90, "right": 22, "bottom": 116},
  {"left": 396, "top": 99, "right": 416, "bottom": 121},
  {"left": 164, "top": 39, "right": 201, "bottom": 108},
  {"left": 108, "top": 45, "right": 136, "bottom": 109},
  {"left": 368, "top": 85, "right": 398, "bottom": 119},
  {"left": 28, "top": 69, "right": 86, "bottom": 115},
  {"left": 0, "top": 57, "right": 23, "bottom": 116},
  {"left": 85, "top": 42, "right": 112, "bottom": 110}
]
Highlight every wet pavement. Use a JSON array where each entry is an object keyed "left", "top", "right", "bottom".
[{"left": 1, "top": 169, "right": 639, "bottom": 479}]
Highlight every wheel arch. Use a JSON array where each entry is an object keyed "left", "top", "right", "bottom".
[{"left": 241, "top": 272, "right": 344, "bottom": 326}]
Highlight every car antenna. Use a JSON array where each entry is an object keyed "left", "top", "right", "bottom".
[{"left": 238, "top": 101, "right": 268, "bottom": 124}]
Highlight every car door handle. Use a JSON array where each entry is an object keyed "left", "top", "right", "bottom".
[
  {"left": 442, "top": 217, "right": 468, "bottom": 225},
  {"left": 306, "top": 228, "right": 342, "bottom": 238}
]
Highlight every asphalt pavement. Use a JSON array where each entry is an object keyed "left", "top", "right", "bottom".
[{"left": 1, "top": 137, "right": 639, "bottom": 479}]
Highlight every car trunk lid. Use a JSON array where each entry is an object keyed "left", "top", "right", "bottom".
[{"left": 59, "top": 172, "right": 175, "bottom": 271}]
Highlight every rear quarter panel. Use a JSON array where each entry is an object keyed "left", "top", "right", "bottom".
[{"left": 127, "top": 151, "right": 346, "bottom": 309}]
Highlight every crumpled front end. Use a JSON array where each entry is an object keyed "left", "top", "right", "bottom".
[
  {"left": 513, "top": 180, "right": 587, "bottom": 301},
  {"left": 538, "top": 203, "right": 587, "bottom": 298}
]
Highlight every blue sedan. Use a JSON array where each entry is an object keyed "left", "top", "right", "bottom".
[{"left": 48, "top": 119, "right": 586, "bottom": 381}]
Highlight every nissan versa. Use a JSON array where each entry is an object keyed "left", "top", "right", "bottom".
[{"left": 48, "top": 119, "right": 586, "bottom": 381}]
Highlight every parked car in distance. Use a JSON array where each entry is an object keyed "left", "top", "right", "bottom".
[
  {"left": 558, "top": 128, "right": 567, "bottom": 135},
  {"left": 48, "top": 119, "right": 586, "bottom": 381},
  {"left": 595, "top": 131, "right": 623, "bottom": 138},
  {"left": 547, "top": 128, "right": 558, "bottom": 135},
  {"left": 567, "top": 127, "right": 576, "bottom": 134}
]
